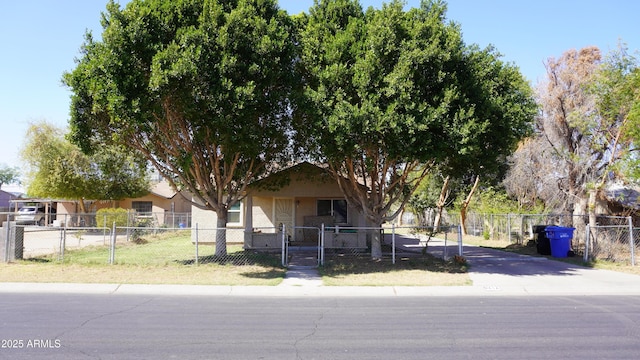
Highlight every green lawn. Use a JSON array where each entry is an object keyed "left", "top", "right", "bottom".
[{"left": 0, "top": 231, "right": 473, "bottom": 286}]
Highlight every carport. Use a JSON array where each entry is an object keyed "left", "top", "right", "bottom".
[{"left": 8, "top": 199, "right": 58, "bottom": 226}]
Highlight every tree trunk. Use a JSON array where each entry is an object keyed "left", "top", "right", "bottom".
[
  {"left": 370, "top": 226, "right": 383, "bottom": 260},
  {"left": 78, "top": 199, "right": 89, "bottom": 227},
  {"left": 368, "top": 213, "right": 385, "bottom": 260},
  {"left": 459, "top": 176, "right": 480, "bottom": 236},
  {"left": 215, "top": 214, "right": 228, "bottom": 258},
  {"left": 433, "top": 176, "right": 450, "bottom": 231}
]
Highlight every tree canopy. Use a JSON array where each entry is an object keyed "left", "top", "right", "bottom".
[
  {"left": 63, "top": 0, "right": 299, "bottom": 256},
  {"left": 64, "top": 0, "right": 537, "bottom": 259},
  {"left": 504, "top": 44, "right": 640, "bottom": 222},
  {"left": 298, "top": 0, "right": 536, "bottom": 258},
  {"left": 0, "top": 165, "right": 20, "bottom": 190},
  {"left": 20, "top": 121, "right": 149, "bottom": 212}
]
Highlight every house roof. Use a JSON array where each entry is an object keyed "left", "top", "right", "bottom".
[
  {"left": 604, "top": 183, "right": 640, "bottom": 211},
  {"left": 150, "top": 181, "right": 180, "bottom": 199}
]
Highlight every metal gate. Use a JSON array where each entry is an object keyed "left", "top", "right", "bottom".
[{"left": 282, "top": 225, "right": 323, "bottom": 267}]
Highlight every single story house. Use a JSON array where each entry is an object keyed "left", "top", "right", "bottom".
[
  {"left": 12, "top": 180, "right": 192, "bottom": 228},
  {"left": 93, "top": 180, "right": 192, "bottom": 227},
  {"left": 1, "top": 189, "right": 23, "bottom": 223},
  {"left": 191, "top": 162, "right": 371, "bottom": 250}
]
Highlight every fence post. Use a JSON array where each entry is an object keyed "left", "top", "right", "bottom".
[
  {"left": 392, "top": 224, "right": 396, "bottom": 265},
  {"left": 442, "top": 227, "right": 448, "bottom": 260},
  {"left": 59, "top": 226, "right": 66, "bottom": 262},
  {"left": 319, "top": 227, "right": 324, "bottom": 266},
  {"left": 3, "top": 221, "right": 10, "bottom": 263},
  {"left": 195, "top": 223, "right": 199, "bottom": 266},
  {"left": 109, "top": 222, "right": 116, "bottom": 265},
  {"left": 457, "top": 224, "right": 463, "bottom": 256},
  {"left": 629, "top": 216, "right": 635, "bottom": 266},
  {"left": 583, "top": 223, "right": 590, "bottom": 263},
  {"left": 281, "top": 224, "right": 287, "bottom": 267}
]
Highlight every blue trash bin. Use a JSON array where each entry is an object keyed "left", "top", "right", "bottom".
[{"left": 544, "top": 226, "right": 575, "bottom": 258}]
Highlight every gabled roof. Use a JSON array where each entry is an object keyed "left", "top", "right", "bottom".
[
  {"left": 248, "top": 161, "right": 334, "bottom": 191},
  {"left": 149, "top": 181, "right": 180, "bottom": 199}
]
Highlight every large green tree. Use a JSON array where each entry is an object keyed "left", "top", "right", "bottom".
[
  {"left": 21, "top": 122, "right": 149, "bottom": 213},
  {"left": 0, "top": 165, "right": 19, "bottom": 189},
  {"left": 588, "top": 45, "right": 640, "bottom": 184},
  {"left": 64, "top": 0, "right": 298, "bottom": 256},
  {"left": 298, "top": 0, "right": 536, "bottom": 258}
]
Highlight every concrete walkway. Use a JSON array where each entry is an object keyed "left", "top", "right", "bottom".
[{"left": 279, "top": 249, "right": 322, "bottom": 287}]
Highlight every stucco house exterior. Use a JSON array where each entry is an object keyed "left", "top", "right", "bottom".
[
  {"left": 11, "top": 181, "right": 191, "bottom": 228},
  {"left": 0, "top": 189, "right": 22, "bottom": 223},
  {"left": 95, "top": 180, "right": 192, "bottom": 227},
  {"left": 191, "top": 162, "right": 370, "bottom": 250}
]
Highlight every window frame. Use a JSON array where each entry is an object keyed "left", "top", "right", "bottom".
[
  {"left": 316, "top": 198, "right": 348, "bottom": 225},
  {"left": 227, "top": 201, "right": 242, "bottom": 226},
  {"left": 131, "top": 201, "right": 153, "bottom": 215}
]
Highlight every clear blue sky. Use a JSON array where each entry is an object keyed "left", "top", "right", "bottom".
[{"left": 1, "top": 0, "right": 637, "bottom": 187}]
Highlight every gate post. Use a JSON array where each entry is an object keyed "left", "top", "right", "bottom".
[{"left": 281, "top": 224, "right": 287, "bottom": 267}]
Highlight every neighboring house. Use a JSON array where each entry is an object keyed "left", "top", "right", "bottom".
[
  {"left": 94, "top": 180, "right": 192, "bottom": 227},
  {"left": 191, "top": 162, "right": 371, "bottom": 249},
  {"left": 0, "top": 189, "right": 22, "bottom": 223},
  {"left": 603, "top": 182, "right": 640, "bottom": 221},
  {"left": 49, "top": 180, "right": 192, "bottom": 227}
]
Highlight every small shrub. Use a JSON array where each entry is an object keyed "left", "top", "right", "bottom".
[
  {"left": 452, "top": 255, "right": 468, "bottom": 266},
  {"left": 96, "top": 208, "right": 129, "bottom": 228}
]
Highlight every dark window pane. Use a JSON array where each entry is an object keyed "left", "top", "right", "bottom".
[
  {"left": 132, "top": 201, "right": 152, "bottom": 213},
  {"left": 333, "top": 199, "right": 347, "bottom": 224},
  {"left": 317, "top": 200, "right": 331, "bottom": 216}
]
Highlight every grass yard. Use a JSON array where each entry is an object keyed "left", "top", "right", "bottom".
[
  {"left": 320, "top": 253, "right": 470, "bottom": 286},
  {"left": 1, "top": 231, "right": 286, "bottom": 286},
  {"left": 0, "top": 230, "right": 473, "bottom": 286}
]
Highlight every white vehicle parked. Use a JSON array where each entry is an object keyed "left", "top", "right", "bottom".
[{"left": 15, "top": 206, "right": 49, "bottom": 226}]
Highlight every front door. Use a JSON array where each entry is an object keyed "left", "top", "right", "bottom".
[{"left": 274, "top": 198, "right": 294, "bottom": 242}]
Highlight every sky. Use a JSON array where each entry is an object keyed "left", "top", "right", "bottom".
[{"left": 0, "top": 0, "right": 638, "bottom": 190}]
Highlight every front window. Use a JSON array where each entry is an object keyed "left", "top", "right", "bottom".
[
  {"left": 132, "top": 201, "right": 152, "bottom": 214},
  {"left": 228, "top": 202, "right": 242, "bottom": 224},
  {"left": 317, "top": 199, "right": 348, "bottom": 224}
]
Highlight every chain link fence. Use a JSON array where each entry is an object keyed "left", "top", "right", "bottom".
[
  {"left": 284, "top": 224, "right": 463, "bottom": 266},
  {"left": 585, "top": 218, "right": 638, "bottom": 266},
  {"left": 4, "top": 210, "right": 635, "bottom": 266},
  {"left": 1, "top": 211, "right": 278, "bottom": 266},
  {"left": 2, "top": 214, "right": 462, "bottom": 267},
  {"left": 460, "top": 212, "right": 637, "bottom": 266}
]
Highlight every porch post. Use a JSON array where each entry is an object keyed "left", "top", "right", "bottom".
[{"left": 244, "top": 195, "right": 253, "bottom": 247}]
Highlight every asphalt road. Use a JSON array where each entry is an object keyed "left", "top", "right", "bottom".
[{"left": 1, "top": 294, "right": 640, "bottom": 360}]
